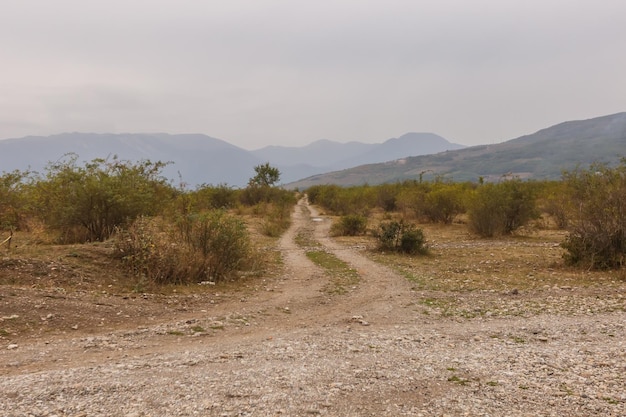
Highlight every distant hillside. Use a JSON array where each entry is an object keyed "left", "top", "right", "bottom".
[
  {"left": 287, "top": 112, "right": 626, "bottom": 188},
  {"left": 254, "top": 133, "right": 465, "bottom": 182},
  {"left": 0, "top": 131, "right": 464, "bottom": 186},
  {"left": 0, "top": 133, "right": 263, "bottom": 187}
]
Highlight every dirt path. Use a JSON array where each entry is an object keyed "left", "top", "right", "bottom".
[{"left": 1, "top": 197, "right": 625, "bottom": 416}]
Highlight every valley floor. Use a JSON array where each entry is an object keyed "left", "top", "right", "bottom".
[{"left": 1, "top": 198, "right": 624, "bottom": 416}]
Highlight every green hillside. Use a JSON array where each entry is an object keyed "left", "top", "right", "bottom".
[{"left": 288, "top": 112, "right": 626, "bottom": 188}]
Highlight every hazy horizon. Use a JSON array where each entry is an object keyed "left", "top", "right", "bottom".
[{"left": 2, "top": 1, "right": 625, "bottom": 150}]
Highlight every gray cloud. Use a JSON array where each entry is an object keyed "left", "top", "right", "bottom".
[{"left": 1, "top": 0, "right": 625, "bottom": 148}]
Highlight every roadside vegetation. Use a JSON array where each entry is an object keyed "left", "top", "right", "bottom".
[
  {"left": 1, "top": 156, "right": 624, "bottom": 295},
  {"left": 0, "top": 157, "right": 295, "bottom": 286},
  {"left": 301, "top": 165, "right": 624, "bottom": 321},
  {"left": 308, "top": 160, "right": 626, "bottom": 272},
  {"left": 0, "top": 156, "right": 624, "bottom": 342}
]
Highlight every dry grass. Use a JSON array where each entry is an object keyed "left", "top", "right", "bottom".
[
  {"left": 335, "top": 220, "right": 625, "bottom": 318},
  {"left": 1, "top": 215, "right": 624, "bottom": 340},
  {"left": 0, "top": 217, "right": 287, "bottom": 340},
  {"left": 0, "top": 237, "right": 123, "bottom": 288}
]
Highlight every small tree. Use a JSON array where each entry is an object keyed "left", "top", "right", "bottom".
[
  {"left": 249, "top": 162, "right": 280, "bottom": 187},
  {"left": 242, "top": 163, "right": 282, "bottom": 205}
]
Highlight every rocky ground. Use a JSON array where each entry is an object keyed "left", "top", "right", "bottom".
[{"left": 1, "top": 198, "right": 624, "bottom": 416}]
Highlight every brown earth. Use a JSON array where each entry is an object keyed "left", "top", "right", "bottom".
[{"left": 0, "top": 197, "right": 624, "bottom": 416}]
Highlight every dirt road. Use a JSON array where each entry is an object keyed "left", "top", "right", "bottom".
[{"left": 1, "top": 198, "right": 624, "bottom": 416}]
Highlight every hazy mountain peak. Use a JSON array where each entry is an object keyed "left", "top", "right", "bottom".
[{"left": 383, "top": 132, "right": 463, "bottom": 148}]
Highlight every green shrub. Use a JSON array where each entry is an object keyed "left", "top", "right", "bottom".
[
  {"left": 240, "top": 183, "right": 295, "bottom": 208},
  {"left": 243, "top": 189, "right": 295, "bottom": 237},
  {"left": 395, "top": 186, "right": 428, "bottom": 220},
  {"left": 400, "top": 228, "right": 427, "bottom": 255},
  {"left": 561, "top": 161, "right": 626, "bottom": 269},
  {"left": 377, "top": 221, "right": 402, "bottom": 251},
  {"left": 423, "top": 183, "right": 467, "bottom": 224},
  {"left": 331, "top": 214, "right": 368, "bottom": 236},
  {"left": 0, "top": 170, "right": 32, "bottom": 231},
  {"left": 34, "top": 155, "right": 173, "bottom": 243},
  {"left": 375, "top": 220, "right": 427, "bottom": 255},
  {"left": 186, "top": 183, "right": 239, "bottom": 211},
  {"left": 468, "top": 180, "right": 538, "bottom": 237}
]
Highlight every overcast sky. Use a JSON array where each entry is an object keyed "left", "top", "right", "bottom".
[{"left": 1, "top": 0, "right": 625, "bottom": 149}]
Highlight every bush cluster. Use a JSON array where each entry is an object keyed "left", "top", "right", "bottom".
[
  {"left": 1, "top": 159, "right": 297, "bottom": 284},
  {"left": 4, "top": 153, "right": 626, "bottom": 277},
  {"left": 309, "top": 181, "right": 475, "bottom": 224},
  {"left": 34, "top": 155, "right": 173, "bottom": 243},
  {"left": 307, "top": 184, "right": 373, "bottom": 216}
]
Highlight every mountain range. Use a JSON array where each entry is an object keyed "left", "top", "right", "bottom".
[
  {"left": 1, "top": 112, "right": 624, "bottom": 188},
  {"left": 0, "top": 132, "right": 464, "bottom": 187}
]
